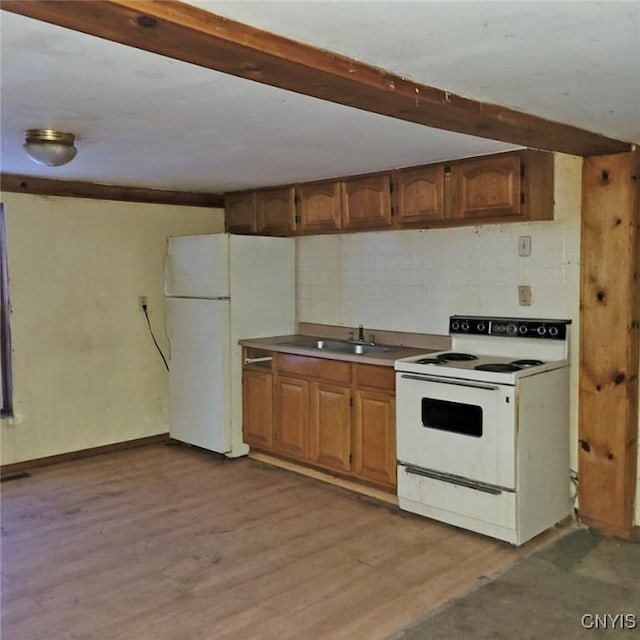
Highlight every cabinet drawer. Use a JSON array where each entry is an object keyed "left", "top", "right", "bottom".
[
  {"left": 276, "top": 354, "right": 351, "bottom": 384},
  {"left": 354, "top": 364, "right": 395, "bottom": 391}
]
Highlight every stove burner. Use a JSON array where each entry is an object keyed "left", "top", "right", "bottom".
[
  {"left": 416, "top": 358, "right": 444, "bottom": 365},
  {"left": 475, "top": 363, "right": 523, "bottom": 373},
  {"left": 511, "top": 359, "right": 544, "bottom": 367},
  {"left": 437, "top": 352, "right": 478, "bottom": 362}
]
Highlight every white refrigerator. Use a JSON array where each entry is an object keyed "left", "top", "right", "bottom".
[{"left": 165, "top": 233, "right": 295, "bottom": 457}]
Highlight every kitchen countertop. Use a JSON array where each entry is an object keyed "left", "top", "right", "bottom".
[{"left": 239, "top": 334, "right": 435, "bottom": 367}]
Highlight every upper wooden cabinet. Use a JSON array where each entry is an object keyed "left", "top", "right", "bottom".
[
  {"left": 450, "top": 149, "right": 554, "bottom": 223},
  {"left": 451, "top": 153, "right": 522, "bottom": 220},
  {"left": 256, "top": 187, "right": 296, "bottom": 235},
  {"left": 296, "top": 181, "right": 342, "bottom": 233},
  {"left": 225, "top": 149, "right": 554, "bottom": 236},
  {"left": 225, "top": 190, "right": 257, "bottom": 234},
  {"left": 394, "top": 164, "right": 445, "bottom": 226},
  {"left": 342, "top": 174, "right": 393, "bottom": 230}
]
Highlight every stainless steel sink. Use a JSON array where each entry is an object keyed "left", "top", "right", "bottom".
[
  {"left": 285, "top": 337, "right": 391, "bottom": 355},
  {"left": 350, "top": 343, "right": 391, "bottom": 354}
]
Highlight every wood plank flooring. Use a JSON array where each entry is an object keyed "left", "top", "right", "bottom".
[{"left": 2, "top": 444, "right": 543, "bottom": 640}]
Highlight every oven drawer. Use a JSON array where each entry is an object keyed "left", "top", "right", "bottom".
[
  {"left": 396, "top": 372, "right": 517, "bottom": 489},
  {"left": 397, "top": 464, "right": 518, "bottom": 543}
]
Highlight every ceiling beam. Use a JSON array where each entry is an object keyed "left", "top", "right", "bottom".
[
  {"left": 0, "top": 174, "right": 224, "bottom": 208},
  {"left": 1, "top": 0, "right": 631, "bottom": 157}
]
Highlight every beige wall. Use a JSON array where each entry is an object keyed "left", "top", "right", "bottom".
[
  {"left": 0, "top": 193, "right": 223, "bottom": 465},
  {"left": 297, "top": 154, "right": 583, "bottom": 478}
]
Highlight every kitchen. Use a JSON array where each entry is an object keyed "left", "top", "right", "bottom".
[{"left": 1, "top": 2, "right": 639, "bottom": 638}]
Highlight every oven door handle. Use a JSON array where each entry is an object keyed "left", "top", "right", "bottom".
[{"left": 400, "top": 373, "right": 500, "bottom": 391}]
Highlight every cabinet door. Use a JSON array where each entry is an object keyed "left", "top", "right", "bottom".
[
  {"left": 297, "top": 181, "right": 342, "bottom": 233},
  {"left": 451, "top": 153, "right": 522, "bottom": 220},
  {"left": 274, "top": 375, "right": 309, "bottom": 459},
  {"left": 342, "top": 174, "right": 392, "bottom": 230},
  {"left": 225, "top": 191, "right": 257, "bottom": 234},
  {"left": 309, "top": 382, "right": 351, "bottom": 473},
  {"left": 395, "top": 165, "right": 445, "bottom": 226},
  {"left": 257, "top": 187, "right": 296, "bottom": 235},
  {"left": 353, "top": 389, "right": 396, "bottom": 489},
  {"left": 242, "top": 370, "right": 273, "bottom": 450}
]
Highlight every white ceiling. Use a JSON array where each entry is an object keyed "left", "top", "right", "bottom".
[{"left": 1, "top": 1, "right": 639, "bottom": 194}]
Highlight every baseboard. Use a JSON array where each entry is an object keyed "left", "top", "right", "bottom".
[
  {"left": 0, "top": 434, "right": 171, "bottom": 478},
  {"left": 248, "top": 451, "right": 399, "bottom": 506},
  {"left": 580, "top": 515, "right": 640, "bottom": 542}
]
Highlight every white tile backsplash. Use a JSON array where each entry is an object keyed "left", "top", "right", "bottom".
[{"left": 297, "top": 154, "right": 582, "bottom": 335}]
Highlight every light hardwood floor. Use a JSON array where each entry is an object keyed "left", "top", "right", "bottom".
[{"left": 2, "top": 444, "right": 542, "bottom": 640}]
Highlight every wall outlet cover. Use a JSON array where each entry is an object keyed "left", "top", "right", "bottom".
[{"left": 518, "top": 285, "right": 532, "bottom": 306}]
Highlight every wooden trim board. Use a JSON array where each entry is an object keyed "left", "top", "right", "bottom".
[
  {"left": 1, "top": 0, "right": 630, "bottom": 157},
  {"left": 0, "top": 433, "right": 171, "bottom": 478},
  {"left": 249, "top": 451, "right": 399, "bottom": 506},
  {"left": 0, "top": 173, "right": 224, "bottom": 208}
]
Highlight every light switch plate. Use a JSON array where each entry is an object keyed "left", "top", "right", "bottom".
[{"left": 518, "top": 235, "right": 532, "bottom": 257}]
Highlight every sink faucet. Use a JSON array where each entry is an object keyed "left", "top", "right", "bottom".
[{"left": 351, "top": 325, "right": 376, "bottom": 345}]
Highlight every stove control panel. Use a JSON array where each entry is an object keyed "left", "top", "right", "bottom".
[{"left": 449, "top": 316, "right": 570, "bottom": 340}]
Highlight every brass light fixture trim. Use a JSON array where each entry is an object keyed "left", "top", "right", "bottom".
[{"left": 23, "top": 128, "right": 78, "bottom": 167}]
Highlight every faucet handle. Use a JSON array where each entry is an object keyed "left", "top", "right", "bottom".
[
  {"left": 348, "top": 330, "right": 355, "bottom": 340},
  {"left": 368, "top": 333, "right": 376, "bottom": 344}
]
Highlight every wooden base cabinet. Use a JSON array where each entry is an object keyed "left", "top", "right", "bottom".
[
  {"left": 253, "top": 353, "right": 397, "bottom": 491},
  {"left": 274, "top": 375, "right": 310, "bottom": 459},
  {"left": 242, "top": 369, "right": 273, "bottom": 449},
  {"left": 309, "top": 382, "right": 352, "bottom": 473}
]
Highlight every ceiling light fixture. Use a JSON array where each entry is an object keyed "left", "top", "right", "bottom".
[{"left": 23, "top": 128, "right": 77, "bottom": 167}]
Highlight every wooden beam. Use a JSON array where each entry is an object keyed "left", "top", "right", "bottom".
[
  {"left": 1, "top": 0, "right": 630, "bottom": 157},
  {"left": 578, "top": 150, "right": 640, "bottom": 539},
  {"left": 0, "top": 173, "right": 223, "bottom": 208}
]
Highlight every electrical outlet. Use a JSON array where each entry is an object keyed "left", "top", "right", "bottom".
[
  {"left": 138, "top": 296, "right": 148, "bottom": 311},
  {"left": 518, "top": 235, "right": 532, "bottom": 257},
  {"left": 518, "top": 285, "right": 532, "bottom": 306}
]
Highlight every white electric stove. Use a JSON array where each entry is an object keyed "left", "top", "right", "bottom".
[{"left": 394, "top": 315, "right": 572, "bottom": 546}]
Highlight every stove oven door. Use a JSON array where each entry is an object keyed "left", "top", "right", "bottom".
[{"left": 396, "top": 372, "right": 516, "bottom": 489}]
